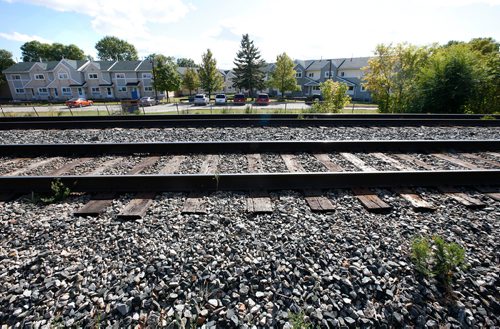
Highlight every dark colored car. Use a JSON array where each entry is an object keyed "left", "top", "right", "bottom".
[
  {"left": 255, "top": 93, "right": 270, "bottom": 105},
  {"left": 139, "top": 96, "right": 158, "bottom": 106},
  {"left": 305, "top": 94, "right": 323, "bottom": 105},
  {"left": 233, "top": 93, "right": 246, "bottom": 105}
]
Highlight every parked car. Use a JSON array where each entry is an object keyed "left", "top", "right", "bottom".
[
  {"left": 194, "top": 94, "right": 209, "bottom": 106},
  {"left": 65, "top": 97, "right": 93, "bottom": 108},
  {"left": 139, "top": 96, "right": 158, "bottom": 106},
  {"left": 215, "top": 94, "right": 227, "bottom": 105},
  {"left": 305, "top": 94, "right": 323, "bottom": 105},
  {"left": 255, "top": 93, "right": 270, "bottom": 105},
  {"left": 233, "top": 93, "right": 246, "bottom": 105}
]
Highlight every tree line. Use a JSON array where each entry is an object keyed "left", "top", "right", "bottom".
[{"left": 1, "top": 35, "right": 498, "bottom": 113}]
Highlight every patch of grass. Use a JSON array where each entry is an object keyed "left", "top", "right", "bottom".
[{"left": 289, "top": 311, "right": 311, "bottom": 329}]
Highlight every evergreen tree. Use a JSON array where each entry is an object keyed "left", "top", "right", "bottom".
[
  {"left": 232, "top": 34, "right": 266, "bottom": 98},
  {"left": 198, "top": 49, "right": 223, "bottom": 99}
]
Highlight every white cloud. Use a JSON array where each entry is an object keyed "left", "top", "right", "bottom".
[{"left": 0, "top": 31, "right": 53, "bottom": 43}]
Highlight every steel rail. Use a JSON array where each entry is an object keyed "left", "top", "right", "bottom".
[
  {"left": 0, "top": 114, "right": 499, "bottom": 130},
  {"left": 0, "top": 170, "right": 498, "bottom": 193},
  {"left": 1, "top": 140, "right": 498, "bottom": 157}
]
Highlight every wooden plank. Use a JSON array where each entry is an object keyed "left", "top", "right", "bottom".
[
  {"left": 351, "top": 187, "right": 392, "bottom": 213},
  {"left": 247, "top": 191, "right": 273, "bottom": 213},
  {"left": 158, "top": 155, "right": 186, "bottom": 174},
  {"left": 182, "top": 193, "right": 207, "bottom": 214},
  {"left": 431, "top": 153, "right": 481, "bottom": 170},
  {"left": 392, "top": 187, "right": 435, "bottom": 212},
  {"left": 87, "top": 158, "right": 123, "bottom": 175},
  {"left": 246, "top": 155, "right": 273, "bottom": 213},
  {"left": 372, "top": 153, "right": 413, "bottom": 171},
  {"left": 200, "top": 154, "right": 219, "bottom": 174},
  {"left": 394, "top": 154, "right": 434, "bottom": 170},
  {"left": 313, "top": 153, "right": 343, "bottom": 172},
  {"left": 281, "top": 154, "right": 305, "bottom": 172},
  {"left": 4, "top": 157, "right": 60, "bottom": 176},
  {"left": 437, "top": 186, "right": 485, "bottom": 209},
  {"left": 474, "top": 186, "right": 500, "bottom": 202},
  {"left": 74, "top": 193, "right": 115, "bottom": 217},
  {"left": 340, "top": 153, "right": 375, "bottom": 171},
  {"left": 117, "top": 192, "right": 156, "bottom": 220},
  {"left": 49, "top": 157, "right": 93, "bottom": 176},
  {"left": 247, "top": 154, "right": 263, "bottom": 173},
  {"left": 304, "top": 190, "right": 336, "bottom": 212},
  {"left": 462, "top": 153, "right": 500, "bottom": 168}
]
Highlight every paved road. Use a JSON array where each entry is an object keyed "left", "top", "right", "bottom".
[{"left": 1, "top": 102, "right": 377, "bottom": 114}]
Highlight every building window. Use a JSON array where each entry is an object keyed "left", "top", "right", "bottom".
[
  {"left": 308, "top": 72, "right": 314, "bottom": 78},
  {"left": 295, "top": 71, "right": 302, "bottom": 78},
  {"left": 62, "top": 87, "right": 71, "bottom": 95},
  {"left": 15, "top": 88, "right": 25, "bottom": 94},
  {"left": 12, "top": 75, "right": 21, "bottom": 80},
  {"left": 118, "top": 86, "right": 127, "bottom": 92},
  {"left": 35, "top": 74, "right": 45, "bottom": 80},
  {"left": 38, "top": 88, "right": 48, "bottom": 94},
  {"left": 88, "top": 73, "right": 98, "bottom": 79},
  {"left": 58, "top": 72, "right": 69, "bottom": 79},
  {"left": 340, "top": 72, "right": 345, "bottom": 77},
  {"left": 91, "top": 87, "right": 100, "bottom": 94},
  {"left": 144, "top": 86, "right": 153, "bottom": 92},
  {"left": 348, "top": 86, "right": 354, "bottom": 91},
  {"left": 325, "top": 71, "right": 334, "bottom": 78},
  {"left": 142, "top": 73, "right": 152, "bottom": 79},
  {"left": 312, "top": 86, "right": 321, "bottom": 91},
  {"left": 115, "top": 73, "right": 126, "bottom": 79},
  {"left": 361, "top": 85, "right": 367, "bottom": 91}
]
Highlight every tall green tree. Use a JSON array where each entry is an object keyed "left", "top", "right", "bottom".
[
  {"left": 153, "top": 57, "right": 181, "bottom": 103},
  {"left": 95, "top": 36, "right": 138, "bottom": 61},
  {"left": 20, "top": 41, "right": 85, "bottom": 61},
  {"left": 177, "top": 58, "right": 197, "bottom": 67},
  {"left": 362, "top": 43, "right": 431, "bottom": 113},
  {"left": 182, "top": 67, "right": 200, "bottom": 95},
  {"left": 417, "top": 44, "right": 479, "bottom": 113},
  {"left": 198, "top": 49, "right": 223, "bottom": 99},
  {"left": 0, "top": 49, "right": 15, "bottom": 86},
  {"left": 232, "top": 34, "right": 266, "bottom": 98},
  {"left": 267, "top": 52, "right": 300, "bottom": 99}
]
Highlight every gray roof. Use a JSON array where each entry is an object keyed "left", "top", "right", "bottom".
[
  {"left": 2, "top": 62, "right": 37, "bottom": 73},
  {"left": 306, "top": 60, "right": 330, "bottom": 71},
  {"left": 136, "top": 60, "right": 152, "bottom": 71},
  {"left": 43, "top": 61, "right": 60, "bottom": 70},
  {"left": 108, "top": 60, "right": 142, "bottom": 71},
  {"left": 333, "top": 57, "right": 370, "bottom": 70},
  {"left": 95, "top": 61, "right": 116, "bottom": 71}
]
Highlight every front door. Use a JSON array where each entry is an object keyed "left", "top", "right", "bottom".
[
  {"left": 78, "top": 87, "right": 85, "bottom": 97},
  {"left": 131, "top": 87, "right": 139, "bottom": 99},
  {"left": 106, "top": 87, "right": 113, "bottom": 98}
]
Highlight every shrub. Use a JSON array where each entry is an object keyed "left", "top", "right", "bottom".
[
  {"left": 410, "top": 235, "right": 466, "bottom": 290},
  {"left": 312, "top": 80, "right": 351, "bottom": 113}
]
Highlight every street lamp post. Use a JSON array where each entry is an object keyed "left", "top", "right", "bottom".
[{"left": 150, "top": 57, "right": 158, "bottom": 101}]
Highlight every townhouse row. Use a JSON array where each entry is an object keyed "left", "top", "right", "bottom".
[{"left": 2, "top": 57, "right": 372, "bottom": 102}]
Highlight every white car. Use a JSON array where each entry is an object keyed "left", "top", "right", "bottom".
[
  {"left": 215, "top": 94, "right": 227, "bottom": 105},
  {"left": 194, "top": 94, "right": 209, "bottom": 106}
]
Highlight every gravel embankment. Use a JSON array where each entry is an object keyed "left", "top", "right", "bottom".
[
  {"left": 0, "top": 189, "right": 498, "bottom": 328},
  {"left": 0, "top": 126, "right": 498, "bottom": 144}
]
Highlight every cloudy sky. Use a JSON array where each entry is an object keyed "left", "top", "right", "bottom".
[{"left": 0, "top": 0, "right": 499, "bottom": 68}]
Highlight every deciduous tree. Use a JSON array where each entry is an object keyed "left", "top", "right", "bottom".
[
  {"left": 20, "top": 41, "right": 85, "bottom": 61},
  {"left": 268, "top": 52, "right": 300, "bottom": 99},
  {"left": 312, "top": 80, "right": 351, "bottom": 113},
  {"left": 233, "top": 34, "right": 265, "bottom": 98},
  {"left": 0, "top": 49, "right": 15, "bottom": 86},
  {"left": 153, "top": 57, "right": 181, "bottom": 103},
  {"left": 95, "top": 36, "right": 138, "bottom": 61},
  {"left": 182, "top": 68, "right": 200, "bottom": 95},
  {"left": 177, "top": 58, "right": 197, "bottom": 67},
  {"left": 198, "top": 49, "right": 223, "bottom": 99}
]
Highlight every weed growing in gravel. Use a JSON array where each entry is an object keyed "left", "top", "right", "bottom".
[
  {"left": 39, "top": 179, "right": 71, "bottom": 204},
  {"left": 411, "top": 235, "right": 466, "bottom": 290},
  {"left": 289, "top": 310, "right": 312, "bottom": 329},
  {"left": 480, "top": 114, "right": 496, "bottom": 120}
]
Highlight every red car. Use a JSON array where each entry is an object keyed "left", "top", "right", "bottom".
[
  {"left": 255, "top": 93, "right": 270, "bottom": 105},
  {"left": 65, "top": 97, "right": 94, "bottom": 108},
  {"left": 233, "top": 93, "right": 246, "bottom": 105}
]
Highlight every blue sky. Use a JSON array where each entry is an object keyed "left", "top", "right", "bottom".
[{"left": 1, "top": 0, "right": 499, "bottom": 68}]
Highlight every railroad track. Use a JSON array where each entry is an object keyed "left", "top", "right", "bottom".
[
  {"left": 1, "top": 140, "right": 498, "bottom": 219},
  {"left": 0, "top": 113, "right": 499, "bottom": 130}
]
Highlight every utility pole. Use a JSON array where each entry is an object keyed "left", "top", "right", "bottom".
[
  {"left": 150, "top": 56, "right": 158, "bottom": 101},
  {"left": 329, "top": 59, "right": 333, "bottom": 80}
]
